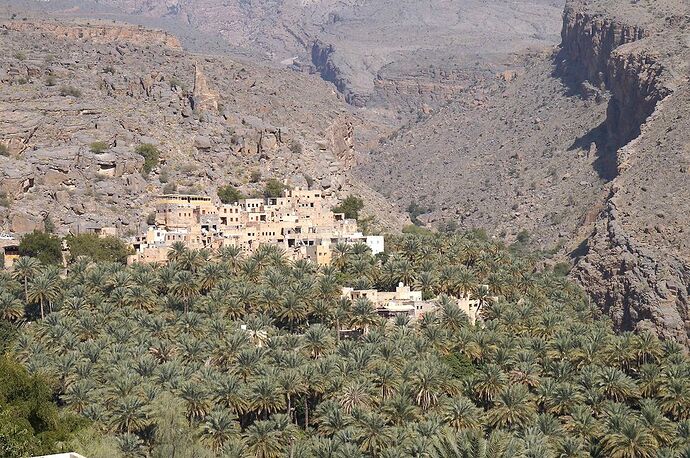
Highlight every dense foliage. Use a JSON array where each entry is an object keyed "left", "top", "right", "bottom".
[
  {"left": 332, "top": 195, "right": 364, "bottom": 221},
  {"left": 135, "top": 144, "right": 160, "bottom": 176},
  {"left": 65, "top": 234, "right": 133, "bottom": 264},
  {"left": 218, "top": 185, "right": 245, "bottom": 204},
  {"left": 263, "top": 179, "right": 288, "bottom": 199},
  {"left": 18, "top": 231, "right": 62, "bottom": 265},
  {"left": 3, "top": 233, "right": 690, "bottom": 457},
  {"left": 0, "top": 356, "right": 86, "bottom": 456}
]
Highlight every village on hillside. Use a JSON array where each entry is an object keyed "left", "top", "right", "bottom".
[
  {"left": 128, "top": 187, "right": 383, "bottom": 265},
  {"left": 1, "top": 187, "right": 488, "bottom": 324}
]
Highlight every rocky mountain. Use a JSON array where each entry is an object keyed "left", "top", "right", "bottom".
[
  {"left": 2, "top": 0, "right": 564, "bottom": 116},
  {"left": 563, "top": 0, "right": 690, "bottom": 342},
  {"left": 359, "top": 0, "right": 690, "bottom": 342},
  {"left": 2, "top": 0, "right": 689, "bottom": 344},
  {"left": 0, "top": 15, "right": 407, "bottom": 236}
]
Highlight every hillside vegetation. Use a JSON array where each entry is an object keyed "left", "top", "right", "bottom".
[{"left": 2, "top": 233, "right": 690, "bottom": 456}]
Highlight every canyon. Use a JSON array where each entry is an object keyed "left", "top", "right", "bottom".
[{"left": 1, "top": 0, "right": 690, "bottom": 343}]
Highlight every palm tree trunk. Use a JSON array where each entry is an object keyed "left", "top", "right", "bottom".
[
  {"left": 24, "top": 279, "right": 28, "bottom": 303},
  {"left": 40, "top": 297, "right": 44, "bottom": 320},
  {"left": 304, "top": 397, "right": 309, "bottom": 428},
  {"left": 287, "top": 394, "right": 292, "bottom": 422}
]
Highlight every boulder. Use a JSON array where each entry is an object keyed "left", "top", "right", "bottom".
[{"left": 194, "top": 135, "right": 212, "bottom": 150}]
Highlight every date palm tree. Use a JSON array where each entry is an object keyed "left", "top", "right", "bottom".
[
  {"left": 179, "top": 381, "right": 210, "bottom": 424},
  {"left": 201, "top": 409, "right": 240, "bottom": 454},
  {"left": 0, "top": 292, "right": 24, "bottom": 321},
  {"left": 601, "top": 419, "right": 658, "bottom": 458},
  {"left": 486, "top": 384, "right": 536, "bottom": 430},
  {"left": 27, "top": 271, "right": 60, "bottom": 319},
  {"left": 171, "top": 270, "right": 199, "bottom": 314},
  {"left": 243, "top": 419, "right": 283, "bottom": 458},
  {"left": 303, "top": 324, "right": 333, "bottom": 359},
  {"left": 353, "top": 411, "right": 392, "bottom": 457},
  {"left": 251, "top": 377, "right": 286, "bottom": 420},
  {"left": 12, "top": 256, "right": 41, "bottom": 302},
  {"left": 110, "top": 395, "right": 149, "bottom": 433},
  {"left": 443, "top": 396, "right": 484, "bottom": 431},
  {"left": 349, "top": 298, "right": 379, "bottom": 335}
]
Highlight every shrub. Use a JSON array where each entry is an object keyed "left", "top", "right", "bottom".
[
  {"left": 332, "top": 195, "right": 364, "bottom": 220},
  {"left": 162, "top": 183, "right": 177, "bottom": 194},
  {"left": 407, "top": 200, "right": 433, "bottom": 226},
  {"left": 158, "top": 168, "right": 169, "bottom": 183},
  {"left": 0, "top": 144, "right": 9, "bottom": 157},
  {"left": 553, "top": 262, "right": 572, "bottom": 277},
  {"left": 0, "top": 356, "right": 87, "bottom": 456},
  {"left": 217, "top": 185, "right": 244, "bottom": 204},
  {"left": 516, "top": 229, "right": 530, "bottom": 244},
  {"left": 263, "top": 179, "right": 287, "bottom": 198},
  {"left": 13, "top": 51, "right": 26, "bottom": 61},
  {"left": 18, "top": 230, "right": 62, "bottom": 265},
  {"left": 65, "top": 234, "right": 132, "bottom": 264},
  {"left": 289, "top": 140, "right": 303, "bottom": 155},
  {"left": 250, "top": 170, "right": 262, "bottom": 183},
  {"left": 43, "top": 215, "right": 55, "bottom": 234},
  {"left": 89, "top": 141, "right": 109, "bottom": 154},
  {"left": 45, "top": 75, "right": 56, "bottom": 87},
  {"left": 442, "top": 352, "right": 476, "bottom": 380},
  {"left": 59, "top": 85, "right": 82, "bottom": 98},
  {"left": 103, "top": 65, "right": 116, "bottom": 75},
  {"left": 135, "top": 143, "right": 160, "bottom": 175},
  {"left": 146, "top": 212, "right": 157, "bottom": 226},
  {"left": 169, "top": 77, "right": 186, "bottom": 91},
  {"left": 439, "top": 220, "right": 459, "bottom": 233},
  {"left": 402, "top": 224, "right": 433, "bottom": 236}
]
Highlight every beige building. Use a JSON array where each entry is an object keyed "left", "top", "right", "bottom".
[
  {"left": 342, "top": 283, "right": 435, "bottom": 320},
  {"left": 342, "top": 283, "right": 488, "bottom": 324},
  {"left": 129, "top": 188, "right": 382, "bottom": 265}
]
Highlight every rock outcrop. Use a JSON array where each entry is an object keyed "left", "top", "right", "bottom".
[
  {"left": 563, "top": 0, "right": 690, "bottom": 343},
  {"left": 310, "top": 41, "right": 366, "bottom": 107},
  {"left": 191, "top": 62, "right": 219, "bottom": 112},
  {"left": 0, "top": 17, "right": 409, "bottom": 236},
  {"left": 2, "top": 19, "right": 182, "bottom": 49}
]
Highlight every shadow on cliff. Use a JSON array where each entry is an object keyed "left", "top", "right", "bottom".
[
  {"left": 568, "top": 123, "right": 618, "bottom": 182},
  {"left": 553, "top": 51, "right": 619, "bottom": 182}
]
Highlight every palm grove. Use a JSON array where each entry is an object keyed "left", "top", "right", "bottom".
[{"left": 2, "top": 232, "right": 690, "bottom": 457}]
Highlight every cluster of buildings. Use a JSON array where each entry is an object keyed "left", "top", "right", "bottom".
[
  {"left": 342, "top": 282, "right": 485, "bottom": 325},
  {"left": 128, "top": 188, "right": 384, "bottom": 265}
]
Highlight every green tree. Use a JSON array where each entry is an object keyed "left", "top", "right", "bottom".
[
  {"left": 0, "top": 357, "right": 82, "bottom": 456},
  {"left": 19, "top": 231, "right": 62, "bottom": 265},
  {"left": 66, "top": 234, "right": 132, "bottom": 264},
  {"left": 11, "top": 256, "right": 41, "bottom": 302},
  {"left": 27, "top": 272, "right": 60, "bottom": 319},
  {"left": 135, "top": 143, "right": 160, "bottom": 175},
  {"left": 333, "top": 195, "right": 364, "bottom": 220},
  {"left": 264, "top": 179, "right": 287, "bottom": 198},
  {"left": 217, "top": 185, "right": 245, "bottom": 204}
]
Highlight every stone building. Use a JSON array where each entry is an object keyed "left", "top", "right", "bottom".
[{"left": 128, "top": 188, "right": 383, "bottom": 265}]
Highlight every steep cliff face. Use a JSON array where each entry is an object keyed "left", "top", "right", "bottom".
[
  {"left": 3, "top": 19, "right": 182, "bottom": 49},
  {"left": 558, "top": 6, "right": 647, "bottom": 87},
  {"left": 605, "top": 45, "right": 671, "bottom": 153},
  {"left": 310, "top": 41, "right": 368, "bottom": 107},
  {"left": 558, "top": 3, "right": 671, "bottom": 161},
  {"left": 564, "top": 0, "right": 690, "bottom": 342}
]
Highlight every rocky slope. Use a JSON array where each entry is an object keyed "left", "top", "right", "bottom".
[
  {"left": 3, "top": 0, "right": 564, "bottom": 116},
  {"left": 360, "top": 0, "right": 690, "bottom": 342},
  {"left": 0, "top": 16, "right": 407, "bottom": 236},
  {"left": 565, "top": 0, "right": 690, "bottom": 342}
]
